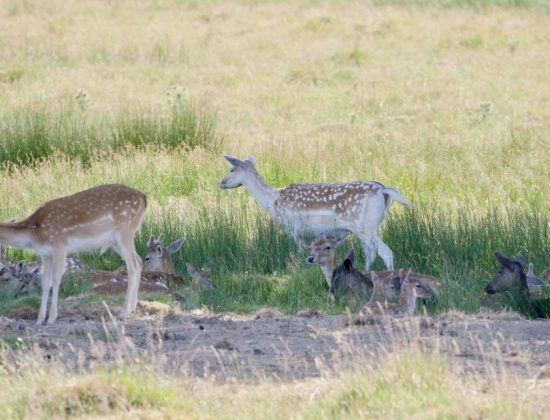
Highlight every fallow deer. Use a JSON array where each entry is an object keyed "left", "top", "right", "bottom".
[
  {"left": 484, "top": 252, "right": 549, "bottom": 318},
  {"left": 354, "top": 271, "right": 431, "bottom": 323},
  {"left": 0, "top": 184, "right": 147, "bottom": 324},
  {"left": 329, "top": 248, "right": 373, "bottom": 304},
  {"left": 220, "top": 155, "right": 408, "bottom": 271},
  {"left": 307, "top": 233, "right": 440, "bottom": 299},
  {"left": 143, "top": 234, "right": 185, "bottom": 276},
  {"left": 186, "top": 263, "right": 215, "bottom": 290},
  {"left": 0, "top": 261, "right": 41, "bottom": 297}
]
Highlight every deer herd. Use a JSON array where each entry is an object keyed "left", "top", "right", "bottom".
[{"left": 0, "top": 155, "right": 548, "bottom": 325}]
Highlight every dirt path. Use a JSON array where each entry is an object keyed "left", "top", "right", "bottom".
[{"left": 1, "top": 300, "right": 549, "bottom": 381}]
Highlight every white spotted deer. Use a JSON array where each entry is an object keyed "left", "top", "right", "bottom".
[
  {"left": 0, "top": 184, "right": 147, "bottom": 324},
  {"left": 220, "top": 155, "right": 409, "bottom": 271}
]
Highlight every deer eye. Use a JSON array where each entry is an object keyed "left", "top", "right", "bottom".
[
  {"left": 325, "top": 246, "right": 331, "bottom": 250},
  {"left": 230, "top": 167, "right": 236, "bottom": 173}
]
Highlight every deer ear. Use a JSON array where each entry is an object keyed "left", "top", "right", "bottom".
[
  {"left": 167, "top": 238, "right": 185, "bottom": 254},
  {"left": 201, "top": 268, "right": 212, "bottom": 277},
  {"left": 245, "top": 155, "right": 257, "bottom": 167},
  {"left": 495, "top": 252, "right": 516, "bottom": 271},
  {"left": 224, "top": 155, "right": 244, "bottom": 167},
  {"left": 155, "top": 244, "right": 163, "bottom": 256},
  {"left": 186, "top": 263, "right": 198, "bottom": 277},
  {"left": 317, "top": 232, "right": 326, "bottom": 241}
]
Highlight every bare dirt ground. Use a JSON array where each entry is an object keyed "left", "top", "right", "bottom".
[{"left": 1, "top": 298, "right": 549, "bottom": 382}]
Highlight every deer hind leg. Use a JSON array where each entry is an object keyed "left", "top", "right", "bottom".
[
  {"left": 360, "top": 233, "right": 378, "bottom": 272},
  {"left": 114, "top": 233, "right": 142, "bottom": 319},
  {"left": 47, "top": 253, "right": 67, "bottom": 324},
  {"left": 37, "top": 255, "right": 53, "bottom": 325},
  {"left": 376, "top": 237, "right": 394, "bottom": 270}
]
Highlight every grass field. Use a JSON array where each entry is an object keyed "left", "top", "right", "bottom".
[{"left": 1, "top": 0, "right": 550, "bottom": 416}]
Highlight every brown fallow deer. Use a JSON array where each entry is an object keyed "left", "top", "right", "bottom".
[
  {"left": 0, "top": 184, "right": 147, "bottom": 325},
  {"left": 143, "top": 234, "right": 185, "bottom": 276},
  {"left": 354, "top": 271, "right": 431, "bottom": 324},
  {"left": 140, "top": 234, "right": 186, "bottom": 288},
  {"left": 219, "top": 155, "right": 409, "bottom": 271}
]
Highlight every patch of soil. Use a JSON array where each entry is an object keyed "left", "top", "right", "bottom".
[{"left": 1, "top": 297, "right": 549, "bottom": 381}]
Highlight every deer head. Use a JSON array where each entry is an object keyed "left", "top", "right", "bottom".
[
  {"left": 186, "top": 263, "right": 214, "bottom": 290},
  {"left": 219, "top": 155, "right": 259, "bottom": 189},
  {"left": 306, "top": 232, "right": 350, "bottom": 265},
  {"left": 143, "top": 234, "right": 185, "bottom": 276},
  {"left": 484, "top": 252, "right": 527, "bottom": 294}
]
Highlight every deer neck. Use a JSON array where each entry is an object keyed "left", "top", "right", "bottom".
[
  {"left": 162, "top": 255, "right": 178, "bottom": 276},
  {"left": 0, "top": 223, "right": 35, "bottom": 250},
  {"left": 398, "top": 286, "right": 417, "bottom": 315},
  {"left": 242, "top": 171, "right": 278, "bottom": 213},
  {"left": 322, "top": 257, "right": 338, "bottom": 288}
]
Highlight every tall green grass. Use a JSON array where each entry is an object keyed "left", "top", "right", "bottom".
[
  {"left": 5, "top": 200, "right": 538, "bottom": 317},
  {"left": 0, "top": 103, "right": 224, "bottom": 168},
  {"left": 2, "top": 195, "right": 548, "bottom": 317}
]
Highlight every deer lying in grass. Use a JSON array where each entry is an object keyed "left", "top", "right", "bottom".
[
  {"left": 326, "top": 248, "right": 373, "bottom": 304},
  {"left": 220, "top": 155, "right": 408, "bottom": 271},
  {"left": 353, "top": 271, "right": 431, "bottom": 323},
  {"left": 484, "top": 252, "right": 550, "bottom": 318},
  {"left": 0, "top": 184, "right": 147, "bottom": 324},
  {"left": 0, "top": 261, "right": 41, "bottom": 297},
  {"left": 186, "top": 263, "right": 215, "bottom": 290},
  {"left": 143, "top": 234, "right": 185, "bottom": 275},
  {"left": 307, "top": 233, "right": 440, "bottom": 300}
]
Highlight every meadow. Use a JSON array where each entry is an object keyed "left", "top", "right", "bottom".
[{"left": 0, "top": 0, "right": 549, "bottom": 416}]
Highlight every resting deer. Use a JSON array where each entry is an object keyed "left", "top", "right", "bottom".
[
  {"left": 307, "top": 233, "right": 440, "bottom": 300},
  {"left": 186, "top": 263, "right": 215, "bottom": 290},
  {"left": 0, "top": 184, "right": 147, "bottom": 324},
  {"left": 220, "top": 155, "right": 408, "bottom": 271},
  {"left": 143, "top": 234, "right": 185, "bottom": 276},
  {"left": 354, "top": 271, "right": 431, "bottom": 323},
  {"left": 0, "top": 261, "right": 41, "bottom": 297},
  {"left": 484, "top": 252, "right": 549, "bottom": 317},
  {"left": 329, "top": 248, "right": 373, "bottom": 304}
]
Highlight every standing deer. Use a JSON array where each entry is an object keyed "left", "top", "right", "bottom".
[
  {"left": 219, "top": 155, "right": 408, "bottom": 270},
  {"left": 0, "top": 184, "right": 147, "bottom": 324},
  {"left": 143, "top": 234, "right": 185, "bottom": 276}
]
